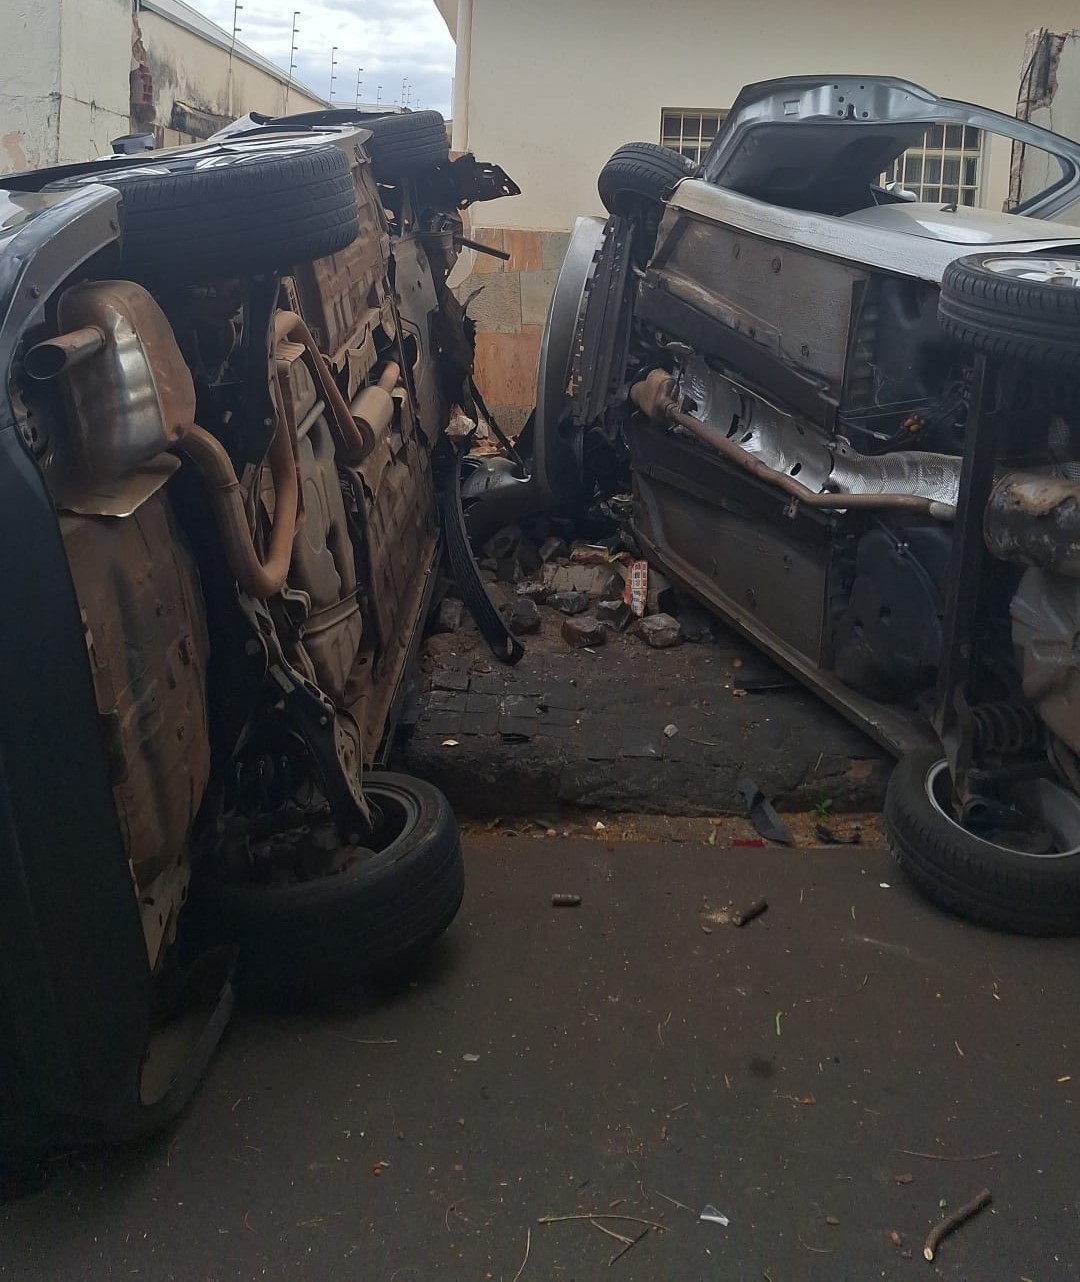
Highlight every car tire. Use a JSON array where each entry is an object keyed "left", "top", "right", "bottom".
[
  {"left": 102, "top": 145, "right": 361, "bottom": 280},
  {"left": 884, "top": 750, "right": 1080, "bottom": 935},
  {"left": 364, "top": 111, "right": 450, "bottom": 181},
  {"left": 197, "top": 772, "right": 464, "bottom": 995},
  {"left": 597, "top": 142, "right": 699, "bottom": 216},
  {"left": 938, "top": 252, "right": 1080, "bottom": 371}
]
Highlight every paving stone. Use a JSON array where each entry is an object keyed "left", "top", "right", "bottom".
[
  {"left": 431, "top": 669, "right": 470, "bottom": 693},
  {"left": 423, "top": 712, "right": 463, "bottom": 736},
  {"left": 540, "top": 682, "right": 583, "bottom": 711},
  {"left": 549, "top": 590, "right": 589, "bottom": 615},
  {"left": 635, "top": 613, "right": 683, "bottom": 649},
  {"left": 461, "top": 711, "right": 499, "bottom": 736},
  {"left": 541, "top": 707, "right": 580, "bottom": 727},
  {"left": 500, "top": 694, "right": 539, "bottom": 719},
  {"left": 583, "top": 736, "right": 619, "bottom": 762},
  {"left": 466, "top": 692, "right": 499, "bottom": 714},
  {"left": 433, "top": 598, "right": 464, "bottom": 634},
  {"left": 499, "top": 716, "right": 535, "bottom": 739},
  {"left": 427, "top": 689, "right": 468, "bottom": 714},
  {"left": 504, "top": 597, "right": 541, "bottom": 635},
  {"left": 621, "top": 726, "right": 662, "bottom": 759},
  {"left": 471, "top": 673, "right": 510, "bottom": 695},
  {"left": 562, "top": 615, "right": 607, "bottom": 648}
]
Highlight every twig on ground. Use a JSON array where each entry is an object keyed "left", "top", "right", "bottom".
[
  {"left": 539, "top": 1213, "right": 666, "bottom": 1231},
  {"left": 654, "top": 1190, "right": 696, "bottom": 1214},
  {"left": 591, "top": 1219, "right": 633, "bottom": 1246},
  {"left": 511, "top": 1227, "right": 531, "bottom": 1282},
  {"left": 923, "top": 1188, "right": 992, "bottom": 1261},
  {"left": 797, "top": 1233, "right": 832, "bottom": 1254},
  {"left": 897, "top": 1149, "right": 999, "bottom": 1162},
  {"left": 444, "top": 1199, "right": 466, "bottom": 1231},
  {"left": 609, "top": 1226, "right": 649, "bottom": 1266},
  {"left": 657, "top": 1012, "right": 672, "bottom": 1046}
]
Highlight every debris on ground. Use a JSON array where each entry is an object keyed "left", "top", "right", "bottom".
[
  {"left": 516, "top": 579, "right": 551, "bottom": 604},
  {"left": 549, "top": 589, "right": 590, "bottom": 615},
  {"left": 889, "top": 1230, "right": 903, "bottom": 1247},
  {"left": 676, "top": 605, "right": 714, "bottom": 643},
  {"left": 623, "top": 559, "right": 648, "bottom": 617},
  {"left": 596, "top": 597, "right": 632, "bottom": 628},
  {"left": 923, "top": 1188, "right": 992, "bottom": 1262},
  {"left": 699, "top": 1205, "right": 730, "bottom": 1227},
  {"left": 551, "top": 893, "right": 582, "bottom": 908},
  {"left": 539, "top": 536, "right": 569, "bottom": 563},
  {"left": 732, "top": 898, "right": 769, "bottom": 927},
  {"left": 738, "top": 777, "right": 796, "bottom": 845},
  {"left": 815, "top": 821, "right": 863, "bottom": 845},
  {"left": 562, "top": 615, "right": 607, "bottom": 648},
  {"left": 546, "top": 563, "right": 614, "bottom": 599},
  {"left": 894, "top": 1173, "right": 914, "bottom": 1186},
  {"left": 434, "top": 597, "right": 464, "bottom": 634},
  {"left": 635, "top": 613, "right": 683, "bottom": 649},
  {"left": 663, "top": 723, "right": 679, "bottom": 739},
  {"left": 504, "top": 597, "right": 542, "bottom": 635},
  {"left": 646, "top": 568, "right": 677, "bottom": 616}
]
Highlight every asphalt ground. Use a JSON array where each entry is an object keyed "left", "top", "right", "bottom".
[{"left": 3, "top": 837, "right": 1078, "bottom": 1281}]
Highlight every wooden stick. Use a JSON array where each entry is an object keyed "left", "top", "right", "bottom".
[
  {"left": 511, "top": 1227, "right": 531, "bottom": 1282},
  {"left": 609, "top": 1226, "right": 649, "bottom": 1266},
  {"left": 923, "top": 1188, "right": 992, "bottom": 1261},
  {"left": 733, "top": 898, "right": 768, "bottom": 927},
  {"left": 590, "top": 1220, "right": 633, "bottom": 1246},
  {"left": 539, "top": 1213, "right": 666, "bottom": 1232},
  {"left": 897, "top": 1148, "right": 999, "bottom": 1162}
]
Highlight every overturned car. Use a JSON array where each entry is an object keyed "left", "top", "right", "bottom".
[
  {"left": 484, "top": 76, "right": 1080, "bottom": 933},
  {"left": 0, "top": 110, "right": 515, "bottom": 1153}
]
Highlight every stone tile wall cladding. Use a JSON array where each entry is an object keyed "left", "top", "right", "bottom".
[{"left": 454, "top": 225, "right": 572, "bottom": 437}]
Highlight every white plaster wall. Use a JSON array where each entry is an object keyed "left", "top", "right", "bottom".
[
  {"left": 0, "top": 0, "right": 64, "bottom": 171},
  {"left": 138, "top": 10, "right": 325, "bottom": 128},
  {"left": 57, "top": 0, "right": 134, "bottom": 162},
  {"left": 459, "top": 0, "right": 1080, "bottom": 229}
]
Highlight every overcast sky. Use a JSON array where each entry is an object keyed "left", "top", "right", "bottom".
[{"left": 194, "top": 0, "right": 456, "bottom": 115}]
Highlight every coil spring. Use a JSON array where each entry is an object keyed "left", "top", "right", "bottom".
[{"left": 970, "top": 702, "right": 1043, "bottom": 755}]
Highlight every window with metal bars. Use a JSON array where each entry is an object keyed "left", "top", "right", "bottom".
[
  {"left": 883, "top": 124, "right": 983, "bottom": 206},
  {"left": 660, "top": 109, "right": 726, "bottom": 166}
]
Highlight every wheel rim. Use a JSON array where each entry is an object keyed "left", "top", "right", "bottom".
[
  {"left": 925, "top": 760, "right": 1080, "bottom": 859},
  {"left": 983, "top": 256, "right": 1080, "bottom": 287}
]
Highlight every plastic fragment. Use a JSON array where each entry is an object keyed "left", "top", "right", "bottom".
[{"left": 699, "top": 1205, "right": 730, "bottom": 1227}]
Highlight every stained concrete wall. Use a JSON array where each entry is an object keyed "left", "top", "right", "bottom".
[
  {"left": 138, "top": 6, "right": 324, "bottom": 139},
  {"left": 453, "top": 0, "right": 1080, "bottom": 231},
  {"left": 1014, "top": 29, "right": 1080, "bottom": 215},
  {"left": 1, "top": 0, "right": 130, "bottom": 172}
]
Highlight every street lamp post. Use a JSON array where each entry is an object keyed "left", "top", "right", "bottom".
[
  {"left": 329, "top": 46, "right": 338, "bottom": 104},
  {"left": 355, "top": 67, "right": 363, "bottom": 108},
  {"left": 286, "top": 10, "right": 300, "bottom": 111}
]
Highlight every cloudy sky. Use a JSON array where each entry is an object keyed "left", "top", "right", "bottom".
[{"left": 194, "top": 0, "right": 456, "bottom": 115}]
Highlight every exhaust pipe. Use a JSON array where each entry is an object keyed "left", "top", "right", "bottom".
[{"left": 24, "top": 326, "right": 106, "bottom": 380}]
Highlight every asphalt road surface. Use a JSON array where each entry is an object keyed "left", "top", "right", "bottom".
[{"left": 3, "top": 838, "right": 1079, "bottom": 1280}]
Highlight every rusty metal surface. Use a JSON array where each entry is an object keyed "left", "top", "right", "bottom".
[
  {"left": 985, "top": 471, "right": 1080, "bottom": 576},
  {"left": 1012, "top": 567, "right": 1080, "bottom": 760},
  {"left": 49, "top": 281, "right": 195, "bottom": 484},
  {"left": 59, "top": 492, "right": 209, "bottom": 969},
  {"left": 291, "top": 161, "right": 391, "bottom": 391}
]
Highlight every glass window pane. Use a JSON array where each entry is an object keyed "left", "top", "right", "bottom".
[
  {"left": 943, "top": 157, "right": 961, "bottom": 184},
  {"left": 903, "top": 155, "right": 923, "bottom": 184},
  {"left": 941, "top": 186, "right": 960, "bottom": 205},
  {"left": 961, "top": 189, "right": 976, "bottom": 206},
  {"left": 963, "top": 156, "right": 979, "bottom": 185},
  {"left": 964, "top": 126, "right": 982, "bottom": 148},
  {"left": 945, "top": 124, "right": 964, "bottom": 149},
  {"left": 927, "top": 123, "right": 946, "bottom": 148},
  {"left": 924, "top": 157, "right": 942, "bottom": 185}
]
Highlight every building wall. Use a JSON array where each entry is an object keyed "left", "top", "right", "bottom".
[
  {"left": 1, "top": 0, "right": 130, "bottom": 172},
  {"left": 460, "top": 0, "right": 1080, "bottom": 231},
  {"left": 449, "top": 0, "right": 1079, "bottom": 431},
  {"left": 138, "top": 8, "right": 324, "bottom": 140}
]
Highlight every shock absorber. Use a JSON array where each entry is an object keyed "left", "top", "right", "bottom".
[{"left": 970, "top": 702, "right": 1044, "bottom": 755}]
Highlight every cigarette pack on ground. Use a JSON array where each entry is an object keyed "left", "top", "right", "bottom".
[{"left": 623, "top": 559, "right": 648, "bottom": 618}]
